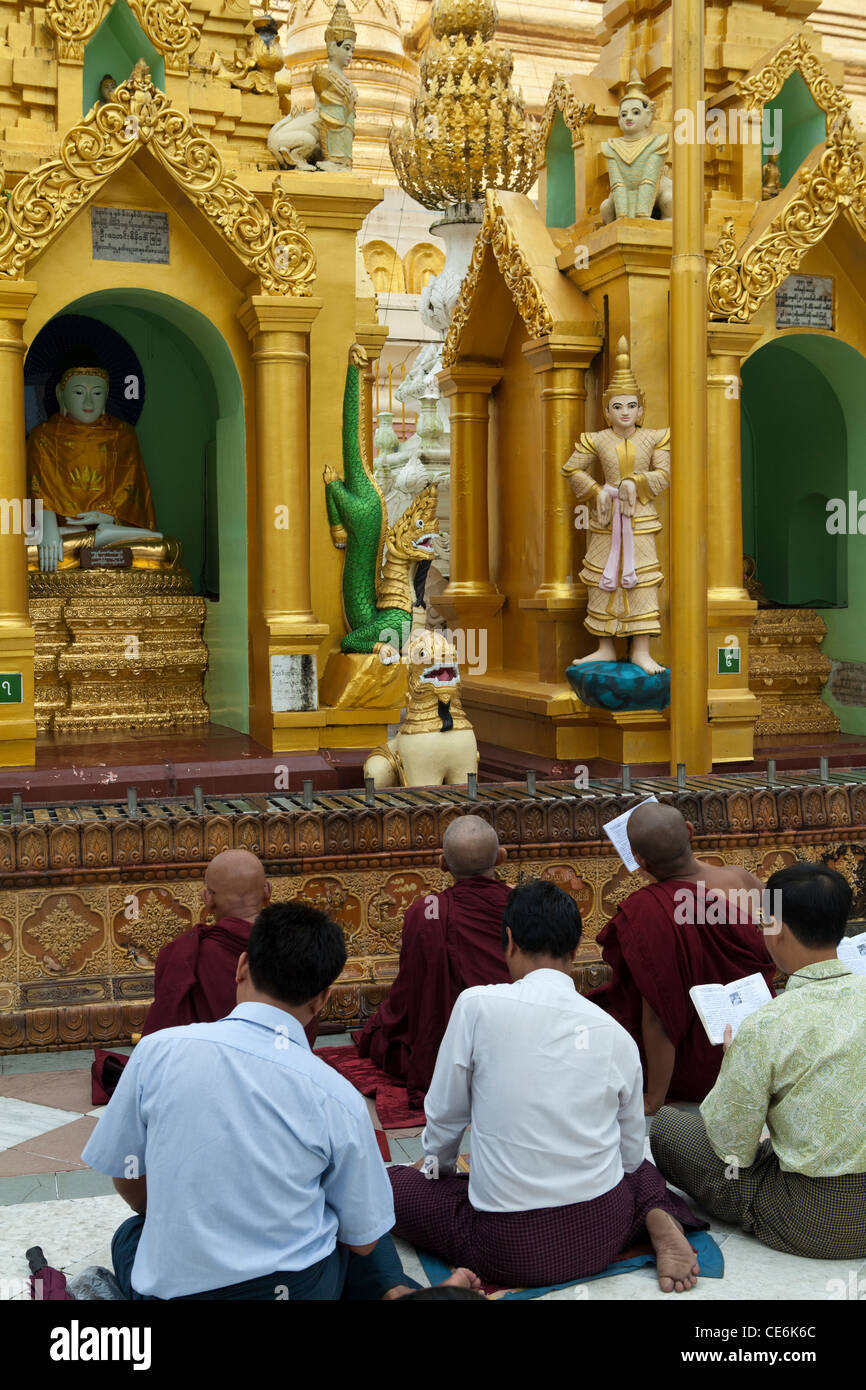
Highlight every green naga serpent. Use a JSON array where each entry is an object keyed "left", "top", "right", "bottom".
[{"left": 324, "top": 344, "right": 439, "bottom": 655}]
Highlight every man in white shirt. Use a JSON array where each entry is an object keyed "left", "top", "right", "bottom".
[{"left": 390, "top": 880, "right": 704, "bottom": 1293}]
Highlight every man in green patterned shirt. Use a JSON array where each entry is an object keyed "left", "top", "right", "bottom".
[{"left": 650, "top": 863, "right": 866, "bottom": 1258}]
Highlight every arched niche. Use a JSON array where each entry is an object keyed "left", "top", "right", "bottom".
[
  {"left": 762, "top": 70, "right": 825, "bottom": 185},
  {"left": 403, "top": 242, "right": 445, "bottom": 294},
  {"left": 544, "top": 108, "right": 576, "bottom": 229},
  {"left": 32, "top": 289, "right": 248, "bottom": 732},
  {"left": 83, "top": 0, "right": 165, "bottom": 116},
  {"left": 362, "top": 240, "right": 405, "bottom": 294}
]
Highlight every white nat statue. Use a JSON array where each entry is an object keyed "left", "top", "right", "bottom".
[
  {"left": 601, "top": 70, "right": 671, "bottom": 223},
  {"left": 267, "top": 0, "right": 357, "bottom": 172}
]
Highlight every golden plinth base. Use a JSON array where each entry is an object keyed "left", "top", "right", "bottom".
[
  {"left": 749, "top": 608, "right": 840, "bottom": 737},
  {"left": 28, "top": 569, "right": 209, "bottom": 733},
  {"left": 319, "top": 650, "right": 407, "bottom": 710}
]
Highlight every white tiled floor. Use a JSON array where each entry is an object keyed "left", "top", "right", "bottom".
[{"left": 0, "top": 1097, "right": 85, "bottom": 1153}]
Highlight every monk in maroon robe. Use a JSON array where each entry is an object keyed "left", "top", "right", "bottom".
[
  {"left": 356, "top": 815, "right": 512, "bottom": 1106},
  {"left": 93, "top": 850, "right": 315, "bottom": 1101},
  {"left": 590, "top": 802, "right": 776, "bottom": 1114}
]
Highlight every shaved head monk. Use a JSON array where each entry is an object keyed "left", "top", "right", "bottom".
[
  {"left": 590, "top": 802, "right": 776, "bottom": 1115},
  {"left": 356, "top": 815, "right": 511, "bottom": 1106}
]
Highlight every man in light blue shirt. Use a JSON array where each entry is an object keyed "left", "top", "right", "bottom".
[{"left": 82, "top": 900, "right": 416, "bottom": 1300}]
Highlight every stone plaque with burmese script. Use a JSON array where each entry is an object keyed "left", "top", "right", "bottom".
[
  {"left": 775, "top": 274, "right": 834, "bottom": 330},
  {"left": 91, "top": 207, "right": 170, "bottom": 264}
]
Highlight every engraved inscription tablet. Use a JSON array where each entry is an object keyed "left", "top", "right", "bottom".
[
  {"left": 91, "top": 208, "right": 170, "bottom": 264},
  {"left": 775, "top": 274, "right": 834, "bottom": 330}
]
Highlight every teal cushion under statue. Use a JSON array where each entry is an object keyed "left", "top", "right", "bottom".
[{"left": 566, "top": 660, "right": 670, "bottom": 712}]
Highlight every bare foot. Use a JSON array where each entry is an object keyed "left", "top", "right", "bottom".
[
  {"left": 572, "top": 641, "right": 617, "bottom": 667},
  {"left": 630, "top": 638, "right": 666, "bottom": 675},
  {"left": 440, "top": 1267, "right": 483, "bottom": 1291},
  {"left": 645, "top": 1208, "right": 699, "bottom": 1294}
]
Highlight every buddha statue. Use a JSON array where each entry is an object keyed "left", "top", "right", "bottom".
[
  {"left": 561, "top": 338, "right": 670, "bottom": 675},
  {"left": 762, "top": 151, "right": 782, "bottom": 200},
  {"left": 267, "top": 0, "right": 357, "bottom": 172},
  {"left": 25, "top": 359, "right": 178, "bottom": 572},
  {"left": 601, "top": 71, "right": 672, "bottom": 223}
]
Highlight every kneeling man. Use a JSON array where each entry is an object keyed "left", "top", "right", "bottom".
[
  {"left": 652, "top": 863, "right": 866, "bottom": 1259},
  {"left": 390, "top": 880, "right": 704, "bottom": 1293}
]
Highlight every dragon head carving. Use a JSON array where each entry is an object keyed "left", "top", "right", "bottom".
[
  {"left": 386, "top": 483, "right": 439, "bottom": 563},
  {"left": 402, "top": 627, "right": 472, "bottom": 733}
]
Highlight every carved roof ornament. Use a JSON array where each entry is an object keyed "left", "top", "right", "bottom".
[
  {"left": 389, "top": 0, "right": 537, "bottom": 211},
  {"left": 536, "top": 75, "right": 595, "bottom": 163},
  {"left": 736, "top": 32, "right": 851, "bottom": 136},
  {"left": 45, "top": 0, "right": 201, "bottom": 70},
  {"left": 442, "top": 187, "right": 554, "bottom": 366},
  {"left": 0, "top": 61, "right": 317, "bottom": 295},
  {"left": 707, "top": 114, "right": 866, "bottom": 322}
]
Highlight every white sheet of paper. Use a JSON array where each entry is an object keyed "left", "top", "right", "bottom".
[
  {"left": 689, "top": 972, "right": 773, "bottom": 1045},
  {"left": 602, "top": 795, "right": 658, "bottom": 873},
  {"left": 837, "top": 932, "right": 866, "bottom": 976}
]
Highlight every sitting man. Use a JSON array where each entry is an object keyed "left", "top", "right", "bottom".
[
  {"left": 390, "top": 880, "right": 704, "bottom": 1293},
  {"left": 591, "top": 801, "right": 775, "bottom": 1112},
  {"left": 93, "top": 849, "right": 316, "bottom": 1102},
  {"left": 651, "top": 863, "right": 866, "bottom": 1259},
  {"left": 82, "top": 900, "right": 421, "bottom": 1300},
  {"left": 356, "top": 814, "right": 511, "bottom": 1106}
]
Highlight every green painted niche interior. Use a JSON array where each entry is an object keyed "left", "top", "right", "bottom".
[
  {"left": 83, "top": 0, "right": 165, "bottom": 116},
  {"left": 545, "top": 109, "right": 576, "bottom": 229},
  {"left": 59, "top": 290, "right": 249, "bottom": 732},
  {"left": 762, "top": 70, "right": 825, "bottom": 187},
  {"left": 741, "top": 334, "right": 866, "bottom": 734}
]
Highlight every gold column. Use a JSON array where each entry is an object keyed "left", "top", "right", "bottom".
[
  {"left": 0, "top": 283, "right": 37, "bottom": 766},
  {"left": 669, "top": 0, "right": 711, "bottom": 773},
  {"left": 706, "top": 322, "right": 763, "bottom": 761},
  {"left": 437, "top": 365, "right": 504, "bottom": 667},
  {"left": 238, "top": 295, "right": 328, "bottom": 751},
  {"left": 520, "top": 334, "right": 603, "bottom": 680}
]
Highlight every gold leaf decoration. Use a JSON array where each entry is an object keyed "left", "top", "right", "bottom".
[
  {"left": 736, "top": 32, "right": 851, "bottom": 132},
  {"left": 707, "top": 116, "right": 866, "bottom": 322},
  {"left": 536, "top": 75, "right": 595, "bottom": 165},
  {"left": 442, "top": 188, "right": 553, "bottom": 366},
  {"left": 46, "top": 0, "right": 201, "bottom": 73},
  {"left": 0, "top": 62, "right": 316, "bottom": 296}
]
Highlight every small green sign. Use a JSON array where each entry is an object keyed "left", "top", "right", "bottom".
[
  {"left": 0, "top": 673, "right": 23, "bottom": 703},
  {"left": 717, "top": 646, "right": 741, "bottom": 675}
]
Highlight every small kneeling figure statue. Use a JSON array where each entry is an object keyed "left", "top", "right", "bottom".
[
  {"left": 26, "top": 357, "right": 177, "bottom": 573},
  {"left": 267, "top": 1, "right": 357, "bottom": 173},
  {"left": 601, "top": 70, "right": 671, "bottom": 223}
]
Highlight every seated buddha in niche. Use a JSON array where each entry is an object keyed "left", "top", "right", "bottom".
[{"left": 26, "top": 358, "right": 179, "bottom": 572}]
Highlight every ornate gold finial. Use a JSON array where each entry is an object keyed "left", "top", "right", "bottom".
[
  {"left": 389, "top": 0, "right": 537, "bottom": 210},
  {"left": 603, "top": 337, "right": 644, "bottom": 408},
  {"left": 325, "top": 0, "right": 357, "bottom": 45}
]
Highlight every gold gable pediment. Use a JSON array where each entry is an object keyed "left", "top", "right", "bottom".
[
  {"left": 443, "top": 188, "right": 600, "bottom": 367},
  {"left": 736, "top": 31, "right": 850, "bottom": 137},
  {"left": 0, "top": 62, "right": 316, "bottom": 297},
  {"left": 707, "top": 113, "right": 866, "bottom": 322},
  {"left": 45, "top": 0, "right": 201, "bottom": 70}
]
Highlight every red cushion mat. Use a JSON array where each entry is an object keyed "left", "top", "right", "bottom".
[{"left": 316, "top": 1044, "right": 426, "bottom": 1129}]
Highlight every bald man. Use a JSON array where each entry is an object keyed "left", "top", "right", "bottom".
[
  {"left": 356, "top": 816, "right": 512, "bottom": 1106},
  {"left": 590, "top": 803, "right": 775, "bottom": 1114}
]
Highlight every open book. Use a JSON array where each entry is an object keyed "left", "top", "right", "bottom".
[
  {"left": 838, "top": 931, "right": 866, "bottom": 975},
  {"left": 689, "top": 972, "right": 773, "bottom": 1045},
  {"left": 602, "top": 796, "right": 658, "bottom": 873}
]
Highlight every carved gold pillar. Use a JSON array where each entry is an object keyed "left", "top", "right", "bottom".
[
  {"left": 355, "top": 324, "right": 389, "bottom": 468},
  {"left": 669, "top": 0, "right": 711, "bottom": 773},
  {"left": 238, "top": 295, "right": 328, "bottom": 752},
  {"left": 706, "top": 322, "right": 763, "bottom": 761},
  {"left": 520, "top": 334, "right": 603, "bottom": 681},
  {"left": 0, "top": 283, "right": 37, "bottom": 766},
  {"left": 437, "top": 366, "right": 504, "bottom": 667}
]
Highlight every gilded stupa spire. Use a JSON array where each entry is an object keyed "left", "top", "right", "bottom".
[{"left": 389, "top": 0, "right": 537, "bottom": 211}]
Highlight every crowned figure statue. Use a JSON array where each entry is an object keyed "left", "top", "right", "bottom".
[
  {"left": 562, "top": 338, "right": 670, "bottom": 675},
  {"left": 25, "top": 355, "right": 178, "bottom": 573},
  {"left": 601, "top": 71, "right": 671, "bottom": 223},
  {"left": 267, "top": 0, "right": 357, "bottom": 172}
]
